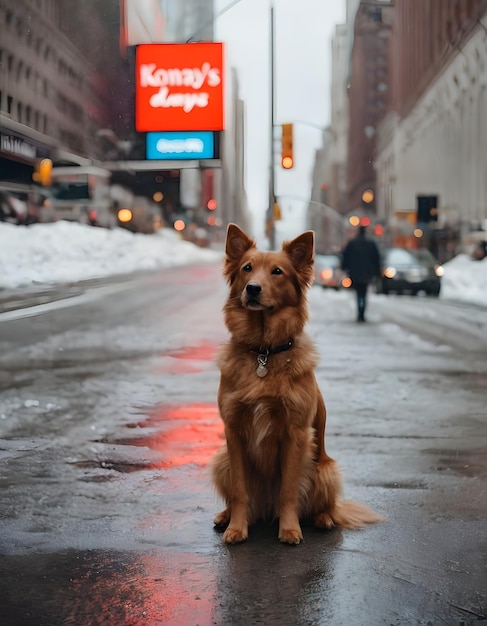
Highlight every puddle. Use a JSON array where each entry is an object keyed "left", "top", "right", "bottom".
[
  {"left": 378, "top": 481, "right": 428, "bottom": 490},
  {"left": 72, "top": 459, "right": 152, "bottom": 473},
  {"left": 84, "top": 403, "right": 224, "bottom": 472},
  {"left": 422, "top": 448, "right": 486, "bottom": 478}
]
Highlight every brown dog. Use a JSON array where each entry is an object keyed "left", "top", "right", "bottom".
[{"left": 211, "top": 224, "right": 383, "bottom": 544}]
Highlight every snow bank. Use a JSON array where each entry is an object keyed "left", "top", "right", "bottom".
[{"left": 0, "top": 222, "right": 222, "bottom": 289}]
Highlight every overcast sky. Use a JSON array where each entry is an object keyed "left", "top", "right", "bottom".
[{"left": 214, "top": 0, "right": 346, "bottom": 242}]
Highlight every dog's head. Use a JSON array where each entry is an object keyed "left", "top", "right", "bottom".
[{"left": 223, "top": 223, "right": 315, "bottom": 315}]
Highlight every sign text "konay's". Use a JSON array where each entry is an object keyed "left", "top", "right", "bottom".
[{"left": 135, "top": 43, "right": 225, "bottom": 132}]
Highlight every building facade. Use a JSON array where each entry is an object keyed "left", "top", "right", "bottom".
[
  {"left": 329, "top": 22, "right": 350, "bottom": 217},
  {"left": 375, "top": 0, "right": 487, "bottom": 257},
  {"left": 306, "top": 0, "right": 363, "bottom": 251},
  {"left": 219, "top": 67, "right": 251, "bottom": 236},
  {"left": 346, "top": 0, "right": 394, "bottom": 214},
  {"left": 1, "top": 0, "right": 250, "bottom": 236},
  {"left": 0, "top": 0, "right": 128, "bottom": 190},
  {"left": 305, "top": 17, "right": 351, "bottom": 251}
]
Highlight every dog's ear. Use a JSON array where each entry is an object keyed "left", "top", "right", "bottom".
[
  {"left": 284, "top": 231, "right": 315, "bottom": 282},
  {"left": 225, "top": 223, "right": 255, "bottom": 261},
  {"left": 282, "top": 231, "right": 314, "bottom": 268}
]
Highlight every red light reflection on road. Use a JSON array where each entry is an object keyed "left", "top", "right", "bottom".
[
  {"left": 125, "top": 403, "right": 224, "bottom": 469},
  {"left": 66, "top": 550, "right": 217, "bottom": 625},
  {"left": 158, "top": 341, "right": 218, "bottom": 374},
  {"left": 165, "top": 343, "right": 217, "bottom": 361}
]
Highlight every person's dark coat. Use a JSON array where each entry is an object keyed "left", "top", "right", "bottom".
[{"left": 341, "top": 227, "right": 381, "bottom": 285}]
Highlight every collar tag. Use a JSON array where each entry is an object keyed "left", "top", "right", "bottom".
[
  {"left": 254, "top": 341, "right": 293, "bottom": 377},
  {"left": 256, "top": 351, "right": 269, "bottom": 377}
]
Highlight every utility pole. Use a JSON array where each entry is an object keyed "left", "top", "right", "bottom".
[{"left": 267, "top": 4, "right": 276, "bottom": 249}]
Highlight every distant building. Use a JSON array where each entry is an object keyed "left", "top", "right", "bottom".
[
  {"left": 1, "top": 0, "right": 250, "bottom": 235},
  {"left": 121, "top": 0, "right": 213, "bottom": 47},
  {"left": 346, "top": 0, "right": 394, "bottom": 214},
  {"left": 329, "top": 22, "right": 350, "bottom": 217},
  {"left": 307, "top": 128, "right": 332, "bottom": 252},
  {"left": 0, "top": 0, "right": 130, "bottom": 192},
  {"left": 375, "top": 0, "right": 487, "bottom": 258},
  {"left": 306, "top": 0, "right": 363, "bottom": 251},
  {"left": 219, "top": 68, "right": 252, "bottom": 235}
]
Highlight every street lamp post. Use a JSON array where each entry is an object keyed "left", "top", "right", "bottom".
[{"left": 267, "top": 4, "right": 276, "bottom": 249}]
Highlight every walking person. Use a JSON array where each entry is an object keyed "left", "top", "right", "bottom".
[{"left": 341, "top": 225, "right": 381, "bottom": 322}]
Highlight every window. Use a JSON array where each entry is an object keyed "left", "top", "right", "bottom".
[{"left": 16, "top": 18, "right": 24, "bottom": 37}]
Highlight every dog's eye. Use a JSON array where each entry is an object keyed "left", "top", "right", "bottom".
[
  {"left": 243, "top": 263, "right": 252, "bottom": 272},
  {"left": 272, "top": 267, "right": 283, "bottom": 275}
]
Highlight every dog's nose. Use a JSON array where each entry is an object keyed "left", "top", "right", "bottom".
[{"left": 246, "top": 282, "right": 262, "bottom": 297}]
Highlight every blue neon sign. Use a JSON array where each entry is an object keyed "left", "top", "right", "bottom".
[{"left": 146, "top": 131, "right": 214, "bottom": 160}]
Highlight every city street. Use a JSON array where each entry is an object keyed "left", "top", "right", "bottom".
[{"left": 0, "top": 263, "right": 486, "bottom": 626}]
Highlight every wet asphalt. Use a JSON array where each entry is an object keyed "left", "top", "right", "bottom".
[{"left": 0, "top": 265, "right": 486, "bottom": 626}]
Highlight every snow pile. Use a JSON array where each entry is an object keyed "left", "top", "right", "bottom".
[
  {"left": 440, "top": 253, "right": 487, "bottom": 307},
  {"left": 1, "top": 221, "right": 487, "bottom": 308},
  {"left": 0, "top": 221, "right": 222, "bottom": 289}
]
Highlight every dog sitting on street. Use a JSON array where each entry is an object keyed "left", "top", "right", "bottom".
[{"left": 211, "top": 224, "right": 383, "bottom": 544}]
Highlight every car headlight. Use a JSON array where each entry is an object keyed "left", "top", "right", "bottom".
[
  {"left": 321, "top": 269, "right": 333, "bottom": 280},
  {"left": 383, "top": 266, "right": 396, "bottom": 279},
  {"left": 434, "top": 264, "right": 444, "bottom": 277}
]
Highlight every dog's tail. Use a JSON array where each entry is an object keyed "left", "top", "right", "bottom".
[
  {"left": 309, "top": 459, "right": 385, "bottom": 530},
  {"left": 331, "top": 499, "right": 385, "bottom": 529}
]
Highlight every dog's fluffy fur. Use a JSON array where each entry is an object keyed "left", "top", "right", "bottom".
[{"left": 211, "top": 224, "right": 383, "bottom": 544}]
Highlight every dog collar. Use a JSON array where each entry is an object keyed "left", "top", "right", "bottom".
[
  {"left": 252, "top": 340, "right": 293, "bottom": 378},
  {"left": 254, "top": 340, "right": 293, "bottom": 357}
]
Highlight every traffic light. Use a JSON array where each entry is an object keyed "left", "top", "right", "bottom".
[
  {"left": 417, "top": 196, "right": 438, "bottom": 223},
  {"left": 281, "top": 123, "right": 293, "bottom": 169},
  {"left": 32, "top": 158, "right": 52, "bottom": 186},
  {"left": 361, "top": 188, "right": 374, "bottom": 207}
]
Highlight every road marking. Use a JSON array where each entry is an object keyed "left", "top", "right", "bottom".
[{"left": 0, "top": 284, "right": 129, "bottom": 322}]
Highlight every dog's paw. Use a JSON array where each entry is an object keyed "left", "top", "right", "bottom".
[
  {"left": 313, "top": 512, "right": 335, "bottom": 529},
  {"left": 278, "top": 527, "right": 303, "bottom": 545},
  {"left": 223, "top": 526, "right": 248, "bottom": 544},
  {"left": 213, "top": 508, "right": 230, "bottom": 528}
]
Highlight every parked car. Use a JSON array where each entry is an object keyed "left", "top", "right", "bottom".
[
  {"left": 375, "top": 247, "right": 443, "bottom": 296},
  {"left": 0, "top": 192, "right": 26, "bottom": 224},
  {"left": 314, "top": 253, "right": 348, "bottom": 290}
]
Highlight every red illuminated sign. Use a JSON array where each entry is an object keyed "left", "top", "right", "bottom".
[{"left": 135, "top": 43, "right": 225, "bottom": 132}]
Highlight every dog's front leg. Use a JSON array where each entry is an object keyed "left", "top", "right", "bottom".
[
  {"left": 278, "top": 429, "right": 308, "bottom": 544},
  {"left": 222, "top": 430, "right": 250, "bottom": 544}
]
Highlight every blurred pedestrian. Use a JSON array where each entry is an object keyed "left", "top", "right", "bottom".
[
  {"left": 341, "top": 225, "right": 381, "bottom": 322},
  {"left": 87, "top": 208, "right": 98, "bottom": 227},
  {"left": 472, "top": 240, "right": 487, "bottom": 260}
]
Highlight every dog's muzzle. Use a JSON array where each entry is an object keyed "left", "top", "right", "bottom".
[
  {"left": 243, "top": 283, "right": 274, "bottom": 311},
  {"left": 246, "top": 282, "right": 261, "bottom": 297}
]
